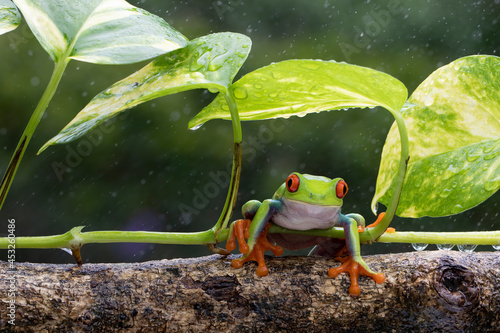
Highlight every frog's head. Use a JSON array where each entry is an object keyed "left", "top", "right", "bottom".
[{"left": 274, "top": 172, "right": 348, "bottom": 206}]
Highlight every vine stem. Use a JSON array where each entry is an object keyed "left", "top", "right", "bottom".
[
  {"left": 365, "top": 108, "right": 410, "bottom": 241},
  {"left": 0, "top": 227, "right": 228, "bottom": 250},
  {"left": 376, "top": 230, "right": 500, "bottom": 245},
  {"left": 0, "top": 59, "right": 69, "bottom": 210},
  {"left": 1, "top": 227, "right": 497, "bottom": 250},
  {"left": 265, "top": 225, "right": 500, "bottom": 246},
  {"left": 210, "top": 89, "right": 242, "bottom": 241}
]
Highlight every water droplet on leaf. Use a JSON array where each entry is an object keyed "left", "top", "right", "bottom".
[
  {"left": 190, "top": 124, "right": 203, "bottom": 131},
  {"left": 466, "top": 147, "right": 482, "bottom": 162},
  {"left": 484, "top": 176, "right": 500, "bottom": 192},
  {"left": 439, "top": 188, "right": 453, "bottom": 198},
  {"left": 483, "top": 147, "right": 500, "bottom": 161},
  {"left": 233, "top": 87, "right": 248, "bottom": 99}
]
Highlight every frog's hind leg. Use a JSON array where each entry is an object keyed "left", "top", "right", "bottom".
[{"left": 328, "top": 216, "right": 385, "bottom": 296}]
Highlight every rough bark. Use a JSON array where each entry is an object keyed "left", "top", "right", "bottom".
[{"left": 0, "top": 251, "right": 499, "bottom": 332}]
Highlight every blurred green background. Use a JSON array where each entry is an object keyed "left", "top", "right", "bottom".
[{"left": 0, "top": 0, "right": 498, "bottom": 263}]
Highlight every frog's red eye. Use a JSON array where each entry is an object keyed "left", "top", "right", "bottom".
[
  {"left": 286, "top": 174, "right": 300, "bottom": 192},
  {"left": 336, "top": 180, "right": 348, "bottom": 198}
]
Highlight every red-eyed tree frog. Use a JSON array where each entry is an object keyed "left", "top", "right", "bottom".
[{"left": 226, "top": 172, "right": 386, "bottom": 296}]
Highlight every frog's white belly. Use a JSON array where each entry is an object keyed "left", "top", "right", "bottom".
[{"left": 272, "top": 198, "right": 341, "bottom": 230}]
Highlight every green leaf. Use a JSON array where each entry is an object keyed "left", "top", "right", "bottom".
[
  {"left": 13, "top": 0, "right": 187, "bottom": 64},
  {"left": 188, "top": 59, "right": 408, "bottom": 129},
  {"left": 0, "top": 0, "right": 20, "bottom": 35},
  {"left": 39, "top": 32, "right": 251, "bottom": 152},
  {"left": 373, "top": 55, "right": 500, "bottom": 217}
]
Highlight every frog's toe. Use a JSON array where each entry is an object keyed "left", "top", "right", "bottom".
[
  {"left": 256, "top": 262, "right": 269, "bottom": 277},
  {"left": 231, "top": 258, "right": 245, "bottom": 269},
  {"left": 328, "top": 256, "right": 385, "bottom": 296}
]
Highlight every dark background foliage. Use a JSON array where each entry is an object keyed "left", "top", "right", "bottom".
[{"left": 0, "top": 0, "right": 498, "bottom": 263}]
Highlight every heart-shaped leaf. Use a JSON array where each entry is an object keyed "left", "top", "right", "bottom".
[
  {"left": 373, "top": 55, "right": 500, "bottom": 217},
  {"left": 0, "top": 0, "right": 20, "bottom": 35},
  {"left": 39, "top": 32, "right": 251, "bottom": 151},
  {"left": 13, "top": 0, "right": 187, "bottom": 64},
  {"left": 188, "top": 59, "right": 407, "bottom": 128}
]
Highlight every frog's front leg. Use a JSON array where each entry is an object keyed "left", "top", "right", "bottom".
[
  {"left": 328, "top": 214, "right": 385, "bottom": 296},
  {"left": 226, "top": 199, "right": 284, "bottom": 276}
]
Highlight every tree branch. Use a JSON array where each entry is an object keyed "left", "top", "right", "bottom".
[{"left": 1, "top": 251, "right": 499, "bottom": 332}]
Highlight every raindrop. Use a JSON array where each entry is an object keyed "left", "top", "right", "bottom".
[
  {"left": 439, "top": 188, "right": 453, "bottom": 198},
  {"left": 254, "top": 83, "right": 263, "bottom": 89},
  {"left": 60, "top": 248, "right": 73, "bottom": 255},
  {"left": 483, "top": 147, "right": 500, "bottom": 161},
  {"left": 190, "top": 124, "right": 203, "bottom": 131},
  {"left": 437, "top": 244, "right": 454, "bottom": 250},
  {"left": 190, "top": 56, "right": 206, "bottom": 72},
  {"left": 452, "top": 204, "right": 464, "bottom": 214},
  {"left": 483, "top": 144, "right": 495, "bottom": 153},
  {"left": 412, "top": 243, "right": 428, "bottom": 251},
  {"left": 466, "top": 147, "right": 482, "bottom": 162},
  {"left": 485, "top": 176, "right": 500, "bottom": 191},
  {"left": 493, "top": 245, "right": 500, "bottom": 250},
  {"left": 233, "top": 86, "right": 248, "bottom": 99},
  {"left": 30, "top": 76, "right": 40, "bottom": 87},
  {"left": 268, "top": 92, "right": 279, "bottom": 98},
  {"left": 170, "top": 111, "right": 180, "bottom": 122},
  {"left": 208, "top": 54, "right": 226, "bottom": 71},
  {"left": 458, "top": 244, "right": 477, "bottom": 252}
]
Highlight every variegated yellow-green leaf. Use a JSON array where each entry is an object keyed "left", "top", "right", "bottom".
[
  {"left": 188, "top": 59, "right": 407, "bottom": 129},
  {"left": 39, "top": 32, "right": 251, "bottom": 152},
  {"left": 13, "top": 0, "right": 187, "bottom": 64},
  {"left": 373, "top": 55, "right": 500, "bottom": 217},
  {"left": 0, "top": 0, "right": 20, "bottom": 35}
]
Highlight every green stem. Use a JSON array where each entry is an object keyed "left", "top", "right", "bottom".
[
  {"left": 366, "top": 109, "right": 410, "bottom": 241},
  {"left": 0, "top": 226, "right": 225, "bottom": 249},
  {"left": 0, "top": 59, "right": 69, "bottom": 211},
  {"left": 265, "top": 225, "right": 500, "bottom": 246},
  {"left": 211, "top": 89, "right": 242, "bottom": 241},
  {"left": 1, "top": 227, "right": 497, "bottom": 250},
  {"left": 376, "top": 230, "right": 500, "bottom": 245}
]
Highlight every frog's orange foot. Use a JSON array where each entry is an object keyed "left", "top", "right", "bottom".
[
  {"left": 328, "top": 257, "right": 385, "bottom": 296},
  {"left": 226, "top": 219, "right": 251, "bottom": 254},
  {"left": 227, "top": 222, "right": 283, "bottom": 277}
]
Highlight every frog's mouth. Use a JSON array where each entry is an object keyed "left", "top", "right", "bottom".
[{"left": 272, "top": 198, "right": 341, "bottom": 231}]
